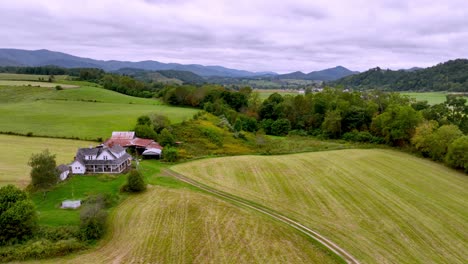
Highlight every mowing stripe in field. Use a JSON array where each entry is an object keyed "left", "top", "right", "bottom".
[
  {"left": 172, "top": 149, "right": 468, "bottom": 264},
  {"left": 30, "top": 187, "right": 338, "bottom": 264}
]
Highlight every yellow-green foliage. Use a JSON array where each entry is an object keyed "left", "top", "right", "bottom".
[
  {"left": 28, "top": 187, "right": 337, "bottom": 264},
  {"left": 173, "top": 149, "right": 468, "bottom": 264},
  {"left": 173, "top": 114, "right": 256, "bottom": 159}
]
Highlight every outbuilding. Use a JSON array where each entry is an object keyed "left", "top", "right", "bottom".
[{"left": 56, "top": 164, "right": 71, "bottom": 181}]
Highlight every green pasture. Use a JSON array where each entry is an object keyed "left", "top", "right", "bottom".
[
  {"left": 0, "top": 135, "right": 94, "bottom": 187},
  {"left": 0, "top": 73, "right": 68, "bottom": 81},
  {"left": 173, "top": 149, "right": 468, "bottom": 264},
  {"left": 33, "top": 187, "right": 336, "bottom": 264},
  {"left": 0, "top": 85, "right": 198, "bottom": 140},
  {"left": 401, "top": 92, "right": 450, "bottom": 105},
  {"left": 31, "top": 174, "right": 126, "bottom": 226},
  {"left": 0, "top": 80, "right": 78, "bottom": 88},
  {"left": 254, "top": 89, "right": 300, "bottom": 100}
]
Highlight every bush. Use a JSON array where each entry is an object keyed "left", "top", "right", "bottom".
[
  {"left": 0, "top": 238, "right": 85, "bottom": 262},
  {"left": 55, "top": 85, "right": 63, "bottom": 90},
  {"left": 35, "top": 226, "right": 79, "bottom": 242},
  {"left": 271, "top": 118, "right": 291, "bottom": 136},
  {"left": 0, "top": 185, "right": 37, "bottom": 245},
  {"left": 445, "top": 136, "right": 468, "bottom": 172},
  {"left": 163, "top": 147, "right": 179, "bottom": 162},
  {"left": 158, "top": 128, "right": 176, "bottom": 147},
  {"left": 79, "top": 203, "right": 107, "bottom": 241},
  {"left": 122, "top": 170, "right": 146, "bottom": 193}
]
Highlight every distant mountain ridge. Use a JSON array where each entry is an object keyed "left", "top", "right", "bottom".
[
  {"left": 278, "top": 66, "right": 358, "bottom": 81},
  {"left": 0, "top": 48, "right": 276, "bottom": 78}
]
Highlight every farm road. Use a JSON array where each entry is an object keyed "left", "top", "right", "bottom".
[{"left": 164, "top": 169, "right": 360, "bottom": 264}]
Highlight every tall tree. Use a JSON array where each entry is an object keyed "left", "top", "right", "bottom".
[{"left": 28, "top": 149, "right": 58, "bottom": 190}]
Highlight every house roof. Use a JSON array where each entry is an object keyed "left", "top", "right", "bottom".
[
  {"left": 147, "top": 142, "right": 163, "bottom": 150},
  {"left": 78, "top": 147, "right": 100, "bottom": 156},
  {"left": 81, "top": 153, "right": 131, "bottom": 165},
  {"left": 104, "top": 137, "right": 162, "bottom": 149},
  {"left": 75, "top": 146, "right": 131, "bottom": 166},
  {"left": 109, "top": 144, "right": 125, "bottom": 154},
  {"left": 111, "top": 131, "right": 135, "bottom": 139},
  {"left": 132, "top": 138, "right": 154, "bottom": 147},
  {"left": 57, "top": 164, "right": 70, "bottom": 172}
]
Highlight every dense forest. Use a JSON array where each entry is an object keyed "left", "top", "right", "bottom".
[
  {"left": 113, "top": 68, "right": 206, "bottom": 84},
  {"left": 150, "top": 84, "right": 468, "bottom": 172},
  {"left": 332, "top": 59, "right": 468, "bottom": 92}
]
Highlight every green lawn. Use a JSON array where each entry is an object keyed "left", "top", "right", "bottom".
[
  {"left": 401, "top": 92, "right": 451, "bottom": 105},
  {"left": 172, "top": 149, "right": 468, "bottom": 264},
  {"left": 32, "top": 186, "right": 337, "bottom": 264},
  {"left": 0, "top": 80, "right": 78, "bottom": 88},
  {"left": 0, "top": 73, "right": 68, "bottom": 81},
  {"left": 31, "top": 174, "right": 126, "bottom": 226},
  {"left": 0, "top": 85, "right": 198, "bottom": 140},
  {"left": 0, "top": 135, "right": 94, "bottom": 187},
  {"left": 254, "top": 89, "right": 300, "bottom": 100}
]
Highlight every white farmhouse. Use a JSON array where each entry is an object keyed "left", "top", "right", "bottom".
[{"left": 70, "top": 144, "right": 131, "bottom": 174}]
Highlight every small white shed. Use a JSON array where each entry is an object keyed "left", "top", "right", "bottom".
[
  {"left": 56, "top": 164, "right": 71, "bottom": 181},
  {"left": 61, "top": 200, "right": 81, "bottom": 209}
]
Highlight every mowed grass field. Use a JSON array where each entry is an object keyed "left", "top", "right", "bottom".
[
  {"left": 401, "top": 92, "right": 450, "bottom": 105},
  {"left": 173, "top": 149, "right": 468, "bottom": 264},
  {"left": 0, "top": 80, "right": 78, "bottom": 88},
  {"left": 29, "top": 187, "right": 338, "bottom": 264},
  {"left": 0, "top": 73, "right": 68, "bottom": 81},
  {"left": 0, "top": 134, "right": 93, "bottom": 187},
  {"left": 0, "top": 85, "right": 198, "bottom": 139},
  {"left": 254, "top": 89, "right": 301, "bottom": 100}
]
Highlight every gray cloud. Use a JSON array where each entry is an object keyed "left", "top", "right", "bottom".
[{"left": 1, "top": 0, "right": 468, "bottom": 73}]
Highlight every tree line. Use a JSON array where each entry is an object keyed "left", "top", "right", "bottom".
[
  {"left": 155, "top": 84, "right": 468, "bottom": 172},
  {"left": 332, "top": 59, "right": 468, "bottom": 92}
]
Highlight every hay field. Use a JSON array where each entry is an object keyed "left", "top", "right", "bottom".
[
  {"left": 0, "top": 134, "right": 93, "bottom": 187},
  {"left": 173, "top": 149, "right": 468, "bottom": 264},
  {"left": 0, "top": 80, "right": 78, "bottom": 88},
  {"left": 0, "top": 73, "right": 68, "bottom": 81},
  {"left": 31, "top": 187, "right": 338, "bottom": 264}
]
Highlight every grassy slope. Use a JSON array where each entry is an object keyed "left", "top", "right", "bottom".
[
  {"left": 30, "top": 186, "right": 337, "bottom": 264},
  {"left": 0, "top": 73, "right": 68, "bottom": 81},
  {"left": 0, "top": 80, "right": 78, "bottom": 88},
  {"left": 0, "top": 85, "right": 198, "bottom": 139},
  {"left": 0, "top": 134, "right": 93, "bottom": 187},
  {"left": 401, "top": 92, "right": 449, "bottom": 105},
  {"left": 31, "top": 174, "right": 126, "bottom": 226},
  {"left": 173, "top": 149, "right": 468, "bottom": 264}
]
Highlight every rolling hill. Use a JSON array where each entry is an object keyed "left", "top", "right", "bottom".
[
  {"left": 113, "top": 68, "right": 206, "bottom": 84},
  {"left": 278, "top": 66, "right": 358, "bottom": 81},
  {"left": 332, "top": 59, "right": 468, "bottom": 92},
  {"left": 0, "top": 49, "right": 274, "bottom": 77},
  {"left": 172, "top": 149, "right": 468, "bottom": 264}
]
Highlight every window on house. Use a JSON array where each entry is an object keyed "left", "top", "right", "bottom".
[{"left": 104, "top": 156, "right": 108, "bottom": 160}]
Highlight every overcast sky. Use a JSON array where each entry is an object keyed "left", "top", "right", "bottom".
[{"left": 2, "top": 0, "right": 468, "bottom": 73}]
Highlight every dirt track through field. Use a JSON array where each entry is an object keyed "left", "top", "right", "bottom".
[{"left": 164, "top": 169, "right": 359, "bottom": 264}]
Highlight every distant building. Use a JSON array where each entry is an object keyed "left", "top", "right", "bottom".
[{"left": 70, "top": 144, "right": 132, "bottom": 174}]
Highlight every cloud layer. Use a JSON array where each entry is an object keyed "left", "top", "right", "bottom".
[{"left": 2, "top": 0, "right": 468, "bottom": 72}]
